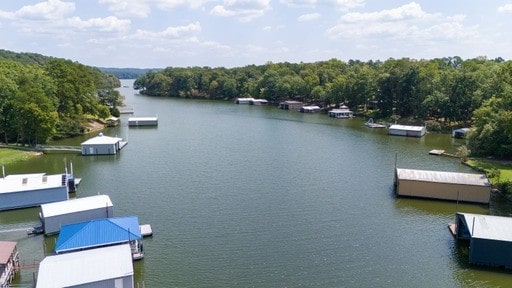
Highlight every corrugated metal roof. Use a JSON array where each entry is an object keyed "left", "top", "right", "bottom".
[
  {"left": 81, "top": 133, "right": 123, "bottom": 145},
  {"left": 0, "top": 173, "right": 64, "bottom": 194},
  {"left": 396, "top": 168, "right": 490, "bottom": 186},
  {"left": 36, "top": 244, "right": 133, "bottom": 288},
  {"left": 458, "top": 213, "right": 512, "bottom": 241},
  {"left": 55, "top": 216, "right": 141, "bottom": 253},
  {"left": 389, "top": 124, "right": 425, "bottom": 132},
  {"left": 0, "top": 241, "right": 16, "bottom": 264},
  {"left": 41, "top": 195, "right": 113, "bottom": 218}
]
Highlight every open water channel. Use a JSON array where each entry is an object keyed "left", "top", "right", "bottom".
[{"left": 2, "top": 79, "right": 512, "bottom": 287}]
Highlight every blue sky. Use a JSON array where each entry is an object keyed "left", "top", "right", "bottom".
[{"left": 0, "top": 0, "right": 511, "bottom": 68}]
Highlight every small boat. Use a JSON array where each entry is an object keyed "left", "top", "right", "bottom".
[
  {"left": 365, "top": 118, "right": 387, "bottom": 128},
  {"left": 27, "top": 226, "right": 44, "bottom": 236}
]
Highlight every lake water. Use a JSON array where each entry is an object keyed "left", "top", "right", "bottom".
[{"left": 2, "top": 79, "right": 512, "bottom": 287}]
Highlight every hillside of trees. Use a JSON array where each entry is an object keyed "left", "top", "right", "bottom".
[
  {"left": 134, "top": 57, "right": 512, "bottom": 159},
  {"left": 0, "top": 52, "right": 122, "bottom": 146},
  {"left": 99, "top": 67, "right": 162, "bottom": 79}
]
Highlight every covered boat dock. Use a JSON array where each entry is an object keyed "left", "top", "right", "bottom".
[
  {"left": 394, "top": 168, "right": 491, "bottom": 204},
  {"left": 389, "top": 124, "right": 426, "bottom": 137},
  {"left": 454, "top": 213, "right": 512, "bottom": 269}
]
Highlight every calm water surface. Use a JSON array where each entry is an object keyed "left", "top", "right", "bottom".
[{"left": 2, "top": 79, "right": 512, "bottom": 287}]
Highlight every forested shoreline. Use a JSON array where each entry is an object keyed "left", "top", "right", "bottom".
[
  {"left": 134, "top": 57, "right": 512, "bottom": 159},
  {"left": 0, "top": 50, "right": 123, "bottom": 146}
]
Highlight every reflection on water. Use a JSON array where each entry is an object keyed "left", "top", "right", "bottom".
[{"left": 2, "top": 79, "right": 512, "bottom": 287}]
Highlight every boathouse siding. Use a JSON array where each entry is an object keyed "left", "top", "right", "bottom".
[
  {"left": 278, "top": 101, "right": 303, "bottom": 110},
  {"left": 128, "top": 117, "right": 158, "bottom": 126},
  {"left": 40, "top": 195, "right": 114, "bottom": 235},
  {"left": 456, "top": 213, "right": 512, "bottom": 269},
  {"left": 81, "top": 133, "right": 124, "bottom": 155},
  {"left": 395, "top": 168, "right": 491, "bottom": 204},
  {"left": 0, "top": 174, "right": 69, "bottom": 211},
  {"left": 36, "top": 244, "right": 134, "bottom": 288}
]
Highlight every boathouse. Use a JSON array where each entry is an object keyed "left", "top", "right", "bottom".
[
  {"left": 300, "top": 106, "right": 321, "bottom": 113},
  {"left": 394, "top": 168, "right": 491, "bottom": 204},
  {"left": 249, "top": 99, "right": 268, "bottom": 105},
  {"left": 455, "top": 213, "right": 512, "bottom": 269},
  {"left": 278, "top": 101, "right": 303, "bottom": 110},
  {"left": 388, "top": 124, "right": 426, "bottom": 137},
  {"left": 40, "top": 194, "right": 114, "bottom": 235},
  {"left": 328, "top": 105, "right": 353, "bottom": 118},
  {"left": 0, "top": 173, "right": 69, "bottom": 211},
  {"left": 128, "top": 116, "right": 158, "bottom": 127},
  {"left": 0, "top": 241, "right": 19, "bottom": 287},
  {"left": 81, "top": 133, "right": 125, "bottom": 155},
  {"left": 55, "top": 216, "right": 143, "bottom": 260},
  {"left": 36, "top": 244, "right": 134, "bottom": 288},
  {"left": 235, "top": 97, "right": 254, "bottom": 104},
  {"left": 452, "top": 128, "right": 470, "bottom": 139}
]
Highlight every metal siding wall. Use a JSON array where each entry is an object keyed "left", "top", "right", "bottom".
[
  {"left": 44, "top": 206, "right": 114, "bottom": 235},
  {"left": 470, "top": 238, "right": 512, "bottom": 268},
  {"left": 396, "top": 179, "right": 490, "bottom": 203},
  {"left": 0, "top": 188, "right": 68, "bottom": 211}
]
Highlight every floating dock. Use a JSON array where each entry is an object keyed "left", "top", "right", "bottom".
[
  {"left": 128, "top": 117, "right": 158, "bottom": 127},
  {"left": 140, "top": 224, "right": 153, "bottom": 237},
  {"left": 429, "top": 149, "right": 445, "bottom": 155}
]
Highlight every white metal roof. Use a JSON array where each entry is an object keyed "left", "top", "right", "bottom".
[
  {"left": 396, "top": 168, "right": 490, "bottom": 187},
  {"left": 81, "top": 133, "right": 123, "bottom": 145},
  {"left": 40, "top": 194, "right": 113, "bottom": 218},
  {"left": 389, "top": 124, "right": 425, "bottom": 132},
  {"left": 0, "top": 173, "right": 64, "bottom": 194},
  {"left": 128, "top": 117, "right": 158, "bottom": 121},
  {"left": 458, "top": 213, "right": 512, "bottom": 241},
  {"left": 36, "top": 244, "right": 133, "bottom": 288}
]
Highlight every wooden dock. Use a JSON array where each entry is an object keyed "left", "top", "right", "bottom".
[
  {"left": 140, "top": 224, "right": 153, "bottom": 237},
  {"left": 429, "top": 149, "right": 445, "bottom": 156}
]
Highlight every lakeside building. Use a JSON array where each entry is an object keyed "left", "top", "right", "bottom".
[
  {"left": 328, "top": 105, "right": 353, "bottom": 118},
  {"left": 128, "top": 116, "right": 158, "bottom": 127},
  {"left": 36, "top": 244, "right": 134, "bottom": 288},
  {"left": 300, "top": 106, "right": 321, "bottom": 113},
  {"left": 388, "top": 124, "right": 426, "bottom": 137},
  {"left": 278, "top": 101, "right": 303, "bottom": 110},
  {"left": 235, "top": 97, "right": 254, "bottom": 104},
  {"left": 39, "top": 194, "right": 114, "bottom": 235},
  {"left": 0, "top": 173, "right": 70, "bottom": 211},
  {"left": 0, "top": 241, "right": 19, "bottom": 287},
  {"left": 394, "top": 168, "right": 491, "bottom": 204},
  {"left": 55, "top": 216, "right": 143, "bottom": 260},
  {"left": 454, "top": 213, "right": 512, "bottom": 269},
  {"left": 81, "top": 133, "right": 126, "bottom": 155}
]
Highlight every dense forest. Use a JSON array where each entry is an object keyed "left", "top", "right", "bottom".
[
  {"left": 99, "top": 67, "right": 161, "bottom": 79},
  {"left": 134, "top": 57, "right": 512, "bottom": 159},
  {"left": 0, "top": 50, "right": 122, "bottom": 146}
]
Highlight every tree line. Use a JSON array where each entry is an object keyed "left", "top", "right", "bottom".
[
  {"left": 134, "top": 57, "right": 512, "bottom": 159},
  {"left": 0, "top": 55, "right": 122, "bottom": 146}
]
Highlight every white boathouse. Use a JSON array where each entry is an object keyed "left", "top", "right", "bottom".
[
  {"left": 300, "top": 106, "right": 321, "bottom": 113},
  {"left": 388, "top": 124, "right": 426, "bottom": 137},
  {"left": 36, "top": 244, "right": 134, "bottom": 288},
  {"left": 328, "top": 105, "right": 353, "bottom": 118},
  {"left": 235, "top": 97, "right": 254, "bottom": 104},
  {"left": 395, "top": 168, "right": 491, "bottom": 204},
  {"left": 81, "top": 133, "right": 126, "bottom": 155},
  {"left": 40, "top": 194, "right": 114, "bottom": 235},
  {"left": 0, "top": 173, "right": 69, "bottom": 211},
  {"left": 128, "top": 116, "right": 158, "bottom": 127}
]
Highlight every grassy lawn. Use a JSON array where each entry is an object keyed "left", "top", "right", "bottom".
[
  {"left": 0, "top": 148, "right": 41, "bottom": 165},
  {"left": 466, "top": 158, "right": 512, "bottom": 183}
]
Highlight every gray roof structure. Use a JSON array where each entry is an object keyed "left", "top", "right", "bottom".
[
  {"left": 458, "top": 212, "right": 512, "bottom": 241},
  {"left": 396, "top": 168, "right": 490, "bottom": 187}
]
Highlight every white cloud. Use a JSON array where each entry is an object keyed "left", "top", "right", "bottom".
[
  {"left": 98, "top": 0, "right": 151, "bottom": 18},
  {"left": 0, "top": 0, "right": 75, "bottom": 20},
  {"left": 131, "top": 22, "right": 201, "bottom": 40},
  {"left": 65, "top": 16, "right": 131, "bottom": 32},
  {"left": 211, "top": 0, "right": 271, "bottom": 22},
  {"left": 280, "top": 0, "right": 317, "bottom": 8},
  {"left": 298, "top": 13, "right": 320, "bottom": 22},
  {"left": 498, "top": 3, "right": 512, "bottom": 13},
  {"left": 327, "top": 2, "right": 475, "bottom": 42},
  {"left": 280, "top": 0, "right": 364, "bottom": 10}
]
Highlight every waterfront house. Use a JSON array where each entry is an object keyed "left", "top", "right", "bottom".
[
  {"left": 394, "top": 168, "right": 491, "bottom": 204},
  {"left": 40, "top": 194, "right": 114, "bottom": 235},
  {"left": 128, "top": 116, "right": 158, "bottom": 127},
  {"left": 0, "top": 173, "right": 69, "bottom": 211},
  {"left": 455, "top": 213, "right": 512, "bottom": 269},
  {"left": 36, "top": 244, "right": 134, "bottom": 288},
  {"left": 388, "top": 124, "right": 426, "bottom": 137},
  {"left": 0, "top": 241, "right": 19, "bottom": 288},
  {"left": 278, "top": 101, "right": 303, "bottom": 110},
  {"left": 81, "top": 133, "right": 126, "bottom": 155},
  {"left": 328, "top": 105, "right": 353, "bottom": 118},
  {"left": 55, "top": 216, "right": 144, "bottom": 260}
]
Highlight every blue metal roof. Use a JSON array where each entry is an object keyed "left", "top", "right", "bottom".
[{"left": 55, "top": 216, "right": 141, "bottom": 253}]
